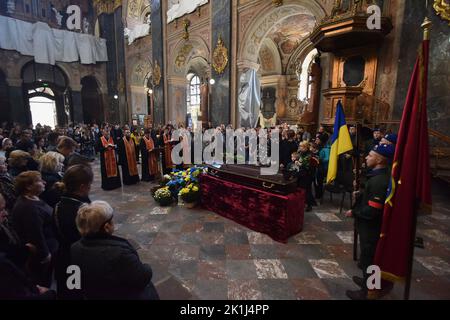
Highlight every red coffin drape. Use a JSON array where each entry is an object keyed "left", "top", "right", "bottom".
[{"left": 200, "top": 174, "right": 305, "bottom": 243}]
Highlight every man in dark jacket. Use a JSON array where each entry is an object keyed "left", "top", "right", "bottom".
[
  {"left": 71, "top": 201, "right": 159, "bottom": 300},
  {"left": 345, "top": 144, "right": 394, "bottom": 300},
  {"left": 57, "top": 137, "right": 90, "bottom": 169},
  {"left": 54, "top": 165, "right": 93, "bottom": 300}
]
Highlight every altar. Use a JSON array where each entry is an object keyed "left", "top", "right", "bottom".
[{"left": 200, "top": 165, "right": 305, "bottom": 243}]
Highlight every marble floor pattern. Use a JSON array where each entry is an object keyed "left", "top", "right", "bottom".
[{"left": 89, "top": 161, "right": 450, "bottom": 300}]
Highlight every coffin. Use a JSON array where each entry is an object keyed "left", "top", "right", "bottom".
[{"left": 206, "top": 164, "right": 298, "bottom": 195}]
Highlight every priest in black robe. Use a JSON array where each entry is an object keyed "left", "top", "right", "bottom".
[
  {"left": 97, "top": 126, "right": 121, "bottom": 191},
  {"left": 118, "top": 129, "right": 140, "bottom": 185}
]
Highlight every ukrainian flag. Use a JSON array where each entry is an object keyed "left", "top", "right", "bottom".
[{"left": 326, "top": 101, "right": 353, "bottom": 184}]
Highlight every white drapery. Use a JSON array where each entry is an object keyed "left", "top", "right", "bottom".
[
  {"left": 238, "top": 69, "right": 261, "bottom": 128},
  {"left": 167, "top": 0, "right": 208, "bottom": 24},
  {"left": 258, "top": 111, "right": 277, "bottom": 128},
  {"left": 124, "top": 23, "right": 150, "bottom": 45},
  {"left": 0, "top": 15, "right": 108, "bottom": 65}
]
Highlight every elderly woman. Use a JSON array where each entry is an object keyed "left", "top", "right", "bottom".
[
  {"left": 39, "top": 151, "right": 65, "bottom": 208},
  {"left": 1, "top": 138, "right": 13, "bottom": 159},
  {"left": 11, "top": 171, "right": 59, "bottom": 287},
  {"left": 71, "top": 201, "right": 159, "bottom": 300},
  {"left": 0, "top": 156, "right": 16, "bottom": 211},
  {"left": 8, "top": 150, "right": 30, "bottom": 177}
]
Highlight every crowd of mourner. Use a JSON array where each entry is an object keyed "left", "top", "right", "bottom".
[{"left": 0, "top": 120, "right": 397, "bottom": 300}]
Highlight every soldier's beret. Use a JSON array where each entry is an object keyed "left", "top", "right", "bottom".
[
  {"left": 372, "top": 143, "right": 395, "bottom": 160},
  {"left": 384, "top": 134, "right": 397, "bottom": 144}
]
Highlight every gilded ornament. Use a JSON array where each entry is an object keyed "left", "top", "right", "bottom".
[
  {"left": 182, "top": 19, "right": 191, "bottom": 40},
  {"left": 272, "top": 0, "right": 283, "bottom": 6},
  {"left": 212, "top": 36, "right": 228, "bottom": 74},
  {"left": 175, "top": 44, "right": 193, "bottom": 68},
  {"left": 153, "top": 60, "right": 161, "bottom": 86},
  {"left": 433, "top": 0, "right": 450, "bottom": 25}
]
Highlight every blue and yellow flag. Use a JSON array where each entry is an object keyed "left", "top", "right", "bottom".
[{"left": 326, "top": 101, "right": 353, "bottom": 184}]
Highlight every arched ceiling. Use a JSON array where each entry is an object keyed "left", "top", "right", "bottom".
[{"left": 267, "top": 14, "right": 316, "bottom": 56}]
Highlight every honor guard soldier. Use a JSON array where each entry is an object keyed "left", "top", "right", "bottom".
[{"left": 345, "top": 143, "right": 395, "bottom": 300}]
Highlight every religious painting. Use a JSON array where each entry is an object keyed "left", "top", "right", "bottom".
[
  {"left": 153, "top": 60, "right": 161, "bottom": 86},
  {"left": 267, "top": 14, "right": 316, "bottom": 55},
  {"left": 259, "top": 46, "right": 275, "bottom": 72},
  {"left": 127, "top": 0, "right": 141, "bottom": 19},
  {"left": 175, "top": 44, "right": 193, "bottom": 69}
]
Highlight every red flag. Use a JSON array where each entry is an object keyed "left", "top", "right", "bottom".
[{"left": 372, "top": 39, "right": 432, "bottom": 286}]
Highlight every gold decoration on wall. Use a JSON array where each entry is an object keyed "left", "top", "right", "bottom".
[
  {"left": 182, "top": 19, "right": 191, "bottom": 40},
  {"left": 212, "top": 36, "right": 228, "bottom": 74},
  {"left": 118, "top": 72, "right": 125, "bottom": 94},
  {"left": 175, "top": 44, "right": 193, "bottom": 68},
  {"left": 153, "top": 60, "right": 161, "bottom": 86},
  {"left": 272, "top": 0, "right": 283, "bottom": 6},
  {"left": 433, "top": 0, "right": 450, "bottom": 25},
  {"left": 93, "top": 0, "right": 122, "bottom": 15}
]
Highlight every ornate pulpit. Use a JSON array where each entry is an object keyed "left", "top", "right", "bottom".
[{"left": 310, "top": 0, "right": 393, "bottom": 126}]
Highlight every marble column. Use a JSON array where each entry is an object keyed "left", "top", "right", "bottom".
[
  {"left": 98, "top": 13, "right": 117, "bottom": 124},
  {"left": 114, "top": 6, "right": 128, "bottom": 125},
  {"left": 210, "top": 0, "right": 232, "bottom": 126},
  {"left": 151, "top": 0, "right": 165, "bottom": 125},
  {"left": 6, "top": 78, "right": 28, "bottom": 124},
  {"left": 393, "top": 1, "right": 450, "bottom": 137},
  {"left": 98, "top": 7, "right": 127, "bottom": 125},
  {"left": 71, "top": 88, "right": 83, "bottom": 124}
]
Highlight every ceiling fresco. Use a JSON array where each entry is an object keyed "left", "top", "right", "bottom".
[{"left": 267, "top": 14, "right": 316, "bottom": 55}]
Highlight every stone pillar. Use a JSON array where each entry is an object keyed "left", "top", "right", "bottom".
[
  {"left": 114, "top": 7, "right": 127, "bottom": 125},
  {"left": 98, "top": 7, "right": 127, "bottom": 125},
  {"left": 166, "top": 76, "right": 186, "bottom": 126},
  {"left": 6, "top": 78, "right": 28, "bottom": 124},
  {"left": 71, "top": 86, "right": 83, "bottom": 124},
  {"left": 210, "top": 0, "right": 232, "bottom": 126},
  {"left": 151, "top": 0, "right": 165, "bottom": 125},
  {"left": 276, "top": 76, "right": 288, "bottom": 119},
  {"left": 200, "top": 83, "right": 209, "bottom": 126}
]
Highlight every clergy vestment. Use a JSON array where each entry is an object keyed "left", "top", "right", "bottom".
[
  {"left": 140, "top": 136, "right": 159, "bottom": 182},
  {"left": 118, "top": 137, "right": 140, "bottom": 185},
  {"left": 98, "top": 136, "right": 121, "bottom": 191},
  {"left": 163, "top": 133, "right": 173, "bottom": 172}
]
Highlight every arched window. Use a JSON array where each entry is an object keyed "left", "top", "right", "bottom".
[
  {"left": 186, "top": 74, "right": 201, "bottom": 128},
  {"left": 28, "top": 87, "right": 57, "bottom": 128},
  {"left": 297, "top": 49, "right": 318, "bottom": 102},
  {"left": 189, "top": 75, "right": 201, "bottom": 108}
]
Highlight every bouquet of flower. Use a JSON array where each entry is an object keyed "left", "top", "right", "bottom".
[
  {"left": 166, "top": 167, "right": 205, "bottom": 199},
  {"left": 178, "top": 183, "right": 200, "bottom": 203},
  {"left": 153, "top": 187, "right": 173, "bottom": 206}
]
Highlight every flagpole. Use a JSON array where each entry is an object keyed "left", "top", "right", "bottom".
[
  {"left": 352, "top": 122, "right": 362, "bottom": 261},
  {"left": 403, "top": 16, "right": 432, "bottom": 301}
]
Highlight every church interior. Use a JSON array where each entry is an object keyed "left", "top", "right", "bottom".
[{"left": 0, "top": 0, "right": 449, "bottom": 301}]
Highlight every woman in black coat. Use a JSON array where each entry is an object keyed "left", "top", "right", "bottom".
[
  {"left": 53, "top": 164, "right": 93, "bottom": 300},
  {"left": 11, "top": 171, "right": 59, "bottom": 287},
  {"left": 71, "top": 201, "right": 159, "bottom": 300}
]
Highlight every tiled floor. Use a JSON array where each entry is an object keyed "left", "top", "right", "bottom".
[{"left": 90, "top": 161, "right": 450, "bottom": 300}]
